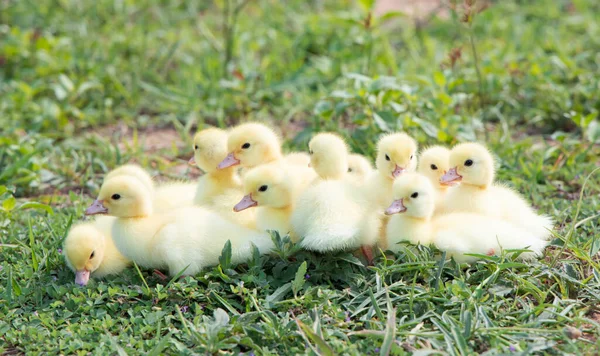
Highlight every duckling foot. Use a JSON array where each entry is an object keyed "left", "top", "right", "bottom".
[
  {"left": 361, "top": 245, "right": 374, "bottom": 266},
  {"left": 153, "top": 269, "right": 168, "bottom": 281},
  {"left": 486, "top": 249, "right": 495, "bottom": 256}
]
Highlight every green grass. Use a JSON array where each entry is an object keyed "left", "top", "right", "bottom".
[{"left": 2, "top": 0, "right": 600, "bottom": 353}]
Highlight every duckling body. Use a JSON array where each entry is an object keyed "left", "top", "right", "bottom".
[
  {"left": 439, "top": 143, "right": 553, "bottom": 240},
  {"left": 284, "top": 152, "right": 311, "bottom": 167},
  {"left": 291, "top": 133, "right": 381, "bottom": 252},
  {"left": 63, "top": 216, "right": 130, "bottom": 285},
  {"left": 385, "top": 173, "right": 547, "bottom": 261},
  {"left": 85, "top": 176, "right": 273, "bottom": 276}
]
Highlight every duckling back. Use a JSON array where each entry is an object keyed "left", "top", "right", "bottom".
[{"left": 432, "top": 212, "right": 548, "bottom": 262}]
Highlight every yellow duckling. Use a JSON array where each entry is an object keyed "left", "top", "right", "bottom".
[
  {"left": 104, "top": 164, "right": 154, "bottom": 192},
  {"left": 385, "top": 173, "right": 547, "bottom": 261},
  {"left": 63, "top": 216, "right": 130, "bottom": 286},
  {"left": 217, "top": 122, "right": 283, "bottom": 170},
  {"left": 364, "top": 132, "right": 419, "bottom": 210},
  {"left": 189, "top": 128, "right": 243, "bottom": 203},
  {"left": 283, "top": 152, "right": 311, "bottom": 167},
  {"left": 417, "top": 146, "right": 452, "bottom": 211},
  {"left": 291, "top": 133, "right": 381, "bottom": 256},
  {"left": 105, "top": 163, "right": 196, "bottom": 213},
  {"left": 189, "top": 128, "right": 256, "bottom": 229},
  {"left": 233, "top": 163, "right": 302, "bottom": 236},
  {"left": 347, "top": 153, "right": 374, "bottom": 183},
  {"left": 439, "top": 142, "right": 554, "bottom": 240},
  {"left": 84, "top": 175, "right": 274, "bottom": 276}
]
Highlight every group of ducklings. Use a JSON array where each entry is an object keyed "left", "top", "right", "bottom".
[{"left": 63, "top": 122, "right": 554, "bottom": 286}]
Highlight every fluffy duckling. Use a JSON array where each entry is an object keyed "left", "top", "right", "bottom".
[
  {"left": 417, "top": 146, "right": 452, "bottom": 210},
  {"left": 291, "top": 133, "right": 381, "bottom": 255},
  {"left": 233, "top": 164, "right": 303, "bottom": 236},
  {"left": 308, "top": 132, "right": 349, "bottom": 180},
  {"left": 84, "top": 175, "right": 273, "bottom": 276},
  {"left": 439, "top": 143, "right": 554, "bottom": 240},
  {"left": 105, "top": 163, "right": 196, "bottom": 213},
  {"left": 284, "top": 152, "right": 311, "bottom": 167},
  {"left": 385, "top": 173, "right": 547, "bottom": 261},
  {"left": 63, "top": 216, "right": 130, "bottom": 286},
  {"left": 217, "top": 122, "right": 283, "bottom": 170},
  {"left": 189, "top": 128, "right": 242, "bottom": 204},
  {"left": 347, "top": 153, "right": 374, "bottom": 183},
  {"left": 104, "top": 164, "right": 155, "bottom": 193},
  {"left": 189, "top": 128, "right": 256, "bottom": 229},
  {"left": 364, "top": 133, "right": 419, "bottom": 210}
]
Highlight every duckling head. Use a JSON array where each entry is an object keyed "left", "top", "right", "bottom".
[
  {"left": 417, "top": 146, "right": 451, "bottom": 188},
  {"left": 308, "top": 133, "right": 349, "bottom": 180},
  {"left": 234, "top": 164, "right": 291, "bottom": 211},
  {"left": 375, "top": 133, "right": 418, "bottom": 180},
  {"left": 63, "top": 224, "right": 106, "bottom": 286},
  {"left": 348, "top": 153, "right": 373, "bottom": 178},
  {"left": 385, "top": 173, "right": 435, "bottom": 219},
  {"left": 85, "top": 175, "right": 153, "bottom": 218},
  {"left": 440, "top": 142, "right": 495, "bottom": 188},
  {"left": 218, "top": 122, "right": 282, "bottom": 169},
  {"left": 189, "top": 127, "right": 229, "bottom": 173},
  {"left": 104, "top": 164, "right": 154, "bottom": 193}
]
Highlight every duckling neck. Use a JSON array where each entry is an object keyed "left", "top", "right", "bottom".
[
  {"left": 208, "top": 167, "right": 237, "bottom": 184},
  {"left": 399, "top": 215, "right": 434, "bottom": 245},
  {"left": 257, "top": 205, "right": 292, "bottom": 234},
  {"left": 111, "top": 217, "right": 168, "bottom": 269}
]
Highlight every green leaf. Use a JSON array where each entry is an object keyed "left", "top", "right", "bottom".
[
  {"left": 373, "top": 112, "right": 391, "bottom": 132},
  {"left": 2, "top": 196, "right": 16, "bottom": 212},
  {"left": 590, "top": 237, "right": 600, "bottom": 257},
  {"left": 29, "top": 219, "right": 38, "bottom": 272},
  {"left": 17, "top": 202, "right": 54, "bottom": 215},
  {"left": 358, "top": 0, "right": 375, "bottom": 11},
  {"left": 266, "top": 283, "right": 292, "bottom": 305},
  {"left": 0, "top": 186, "right": 7, "bottom": 196},
  {"left": 295, "top": 318, "right": 335, "bottom": 356},
  {"left": 219, "top": 240, "right": 232, "bottom": 270},
  {"left": 433, "top": 71, "right": 446, "bottom": 87},
  {"left": 292, "top": 261, "right": 307, "bottom": 297},
  {"left": 380, "top": 293, "right": 396, "bottom": 356},
  {"left": 586, "top": 120, "right": 600, "bottom": 143}
]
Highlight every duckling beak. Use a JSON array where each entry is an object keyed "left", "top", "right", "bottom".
[
  {"left": 392, "top": 165, "right": 405, "bottom": 178},
  {"left": 75, "top": 269, "right": 90, "bottom": 286},
  {"left": 217, "top": 152, "right": 241, "bottom": 169},
  {"left": 188, "top": 156, "right": 196, "bottom": 166},
  {"left": 440, "top": 167, "right": 462, "bottom": 185},
  {"left": 233, "top": 194, "right": 257, "bottom": 212},
  {"left": 385, "top": 199, "right": 407, "bottom": 215},
  {"left": 85, "top": 200, "right": 108, "bottom": 216}
]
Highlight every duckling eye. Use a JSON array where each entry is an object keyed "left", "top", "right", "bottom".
[
  {"left": 385, "top": 154, "right": 390, "bottom": 161},
  {"left": 90, "top": 251, "right": 95, "bottom": 259},
  {"left": 194, "top": 145, "right": 198, "bottom": 150},
  {"left": 309, "top": 150, "right": 313, "bottom": 155},
  {"left": 111, "top": 194, "right": 121, "bottom": 200},
  {"left": 465, "top": 159, "right": 474, "bottom": 167},
  {"left": 258, "top": 185, "right": 268, "bottom": 192},
  {"left": 348, "top": 168, "right": 353, "bottom": 172},
  {"left": 411, "top": 192, "right": 419, "bottom": 198},
  {"left": 430, "top": 164, "right": 438, "bottom": 170},
  {"left": 410, "top": 155, "right": 413, "bottom": 160},
  {"left": 242, "top": 143, "right": 251, "bottom": 149}
]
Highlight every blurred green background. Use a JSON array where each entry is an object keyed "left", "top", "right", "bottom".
[{"left": 1, "top": 0, "right": 599, "bottom": 354}]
